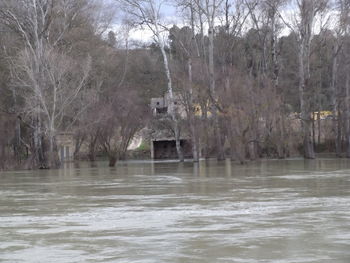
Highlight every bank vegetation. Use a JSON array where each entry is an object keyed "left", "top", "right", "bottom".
[{"left": 1, "top": 0, "right": 350, "bottom": 169}]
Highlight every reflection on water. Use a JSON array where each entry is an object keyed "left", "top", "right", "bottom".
[{"left": 1, "top": 159, "right": 350, "bottom": 262}]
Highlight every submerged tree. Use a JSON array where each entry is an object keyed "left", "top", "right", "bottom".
[
  {"left": 292, "top": 0, "right": 328, "bottom": 159},
  {"left": 0, "top": 0, "right": 94, "bottom": 168}
]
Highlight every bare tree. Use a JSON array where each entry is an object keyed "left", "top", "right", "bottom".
[
  {"left": 169, "top": 25, "right": 201, "bottom": 161},
  {"left": 118, "top": 0, "right": 184, "bottom": 161},
  {"left": 12, "top": 43, "right": 91, "bottom": 167},
  {"left": 292, "top": 0, "right": 328, "bottom": 158},
  {"left": 0, "top": 0, "right": 92, "bottom": 168},
  {"left": 332, "top": 0, "right": 350, "bottom": 156},
  {"left": 328, "top": 0, "right": 350, "bottom": 156},
  {"left": 248, "top": 0, "right": 287, "bottom": 158},
  {"left": 98, "top": 87, "right": 149, "bottom": 167},
  {"left": 193, "top": 0, "right": 226, "bottom": 160}
]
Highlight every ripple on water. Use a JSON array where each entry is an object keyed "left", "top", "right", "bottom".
[{"left": 1, "top": 160, "right": 350, "bottom": 262}]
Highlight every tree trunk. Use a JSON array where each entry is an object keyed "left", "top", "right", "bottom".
[
  {"left": 14, "top": 116, "right": 22, "bottom": 163},
  {"left": 317, "top": 64, "right": 322, "bottom": 146},
  {"left": 337, "top": 109, "right": 342, "bottom": 154},
  {"left": 155, "top": 21, "right": 183, "bottom": 162},
  {"left": 317, "top": 109, "right": 321, "bottom": 146},
  {"left": 74, "top": 134, "right": 85, "bottom": 160},
  {"left": 174, "top": 122, "right": 184, "bottom": 161},
  {"left": 47, "top": 129, "right": 60, "bottom": 168},
  {"left": 187, "top": 58, "right": 199, "bottom": 162},
  {"left": 208, "top": 21, "right": 225, "bottom": 161},
  {"left": 298, "top": 40, "right": 315, "bottom": 159},
  {"left": 270, "top": 6, "right": 285, "bottom": 159},
  {"left": 345, "top": 74, "right": 350, "bottom": 157},
  {"left": 32, "top": 114, "right": 48, "bottom": 168},
  {"left": 201, "top": 107, "right": 210, "bottom": 159},
  {"left": 312, "top": 111, "right": 316, "bottom": 146},
  {"left": 278, "top": 111, "right": 286, "bottom": 158},
  {"left": 330, "top": 52, "right": 341, "bottom": 156},
  {"left": 88, "top": 133, "right": 99, "bottom": 162},
  {"left": 108, "top": 154, "right": 117, "bottom": 167},
  {"left": 296, "top": 0, "right": 320, "bottom": 159}
]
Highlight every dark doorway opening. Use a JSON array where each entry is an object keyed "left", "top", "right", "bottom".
[{"left": 153, "top": 139, "right": 192, "bottom": 159}]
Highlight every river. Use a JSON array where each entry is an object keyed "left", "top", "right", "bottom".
[{"left": 1, "top": 158, "right": 350, "bottom": 262}]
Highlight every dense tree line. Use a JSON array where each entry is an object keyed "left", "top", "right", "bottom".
[
  {"left": 0, "top": 0, "right": 156, "bottom": 169},
  {"left": 1, "top": 0, "right": 350, "bottom": 169}
]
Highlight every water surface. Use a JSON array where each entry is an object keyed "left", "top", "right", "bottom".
[{"left": 1, "top": 159, "right": 350, "bottom": 262}]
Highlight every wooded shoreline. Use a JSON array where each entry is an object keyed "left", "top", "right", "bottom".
[{"left": 1, "top": 0, "right": 350, "bottom": 170}]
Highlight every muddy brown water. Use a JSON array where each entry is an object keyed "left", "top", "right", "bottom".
[{"left": 1, "top": 159, "right": 350, "bottom": 262}]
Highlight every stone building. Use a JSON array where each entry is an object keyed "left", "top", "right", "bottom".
[
  {"left": 150, "top": 92, "right": 187, "bottom": 119},
  {"left": 150, "top": 92, "right": 192, "bottom": 160},
  {"left": 56, "top": 133, "right": 74, "bottom": 162}
]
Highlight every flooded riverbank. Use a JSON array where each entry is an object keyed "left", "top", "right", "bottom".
[{"left": 1, "top": 159, "right": 350, "bottom": 262}]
